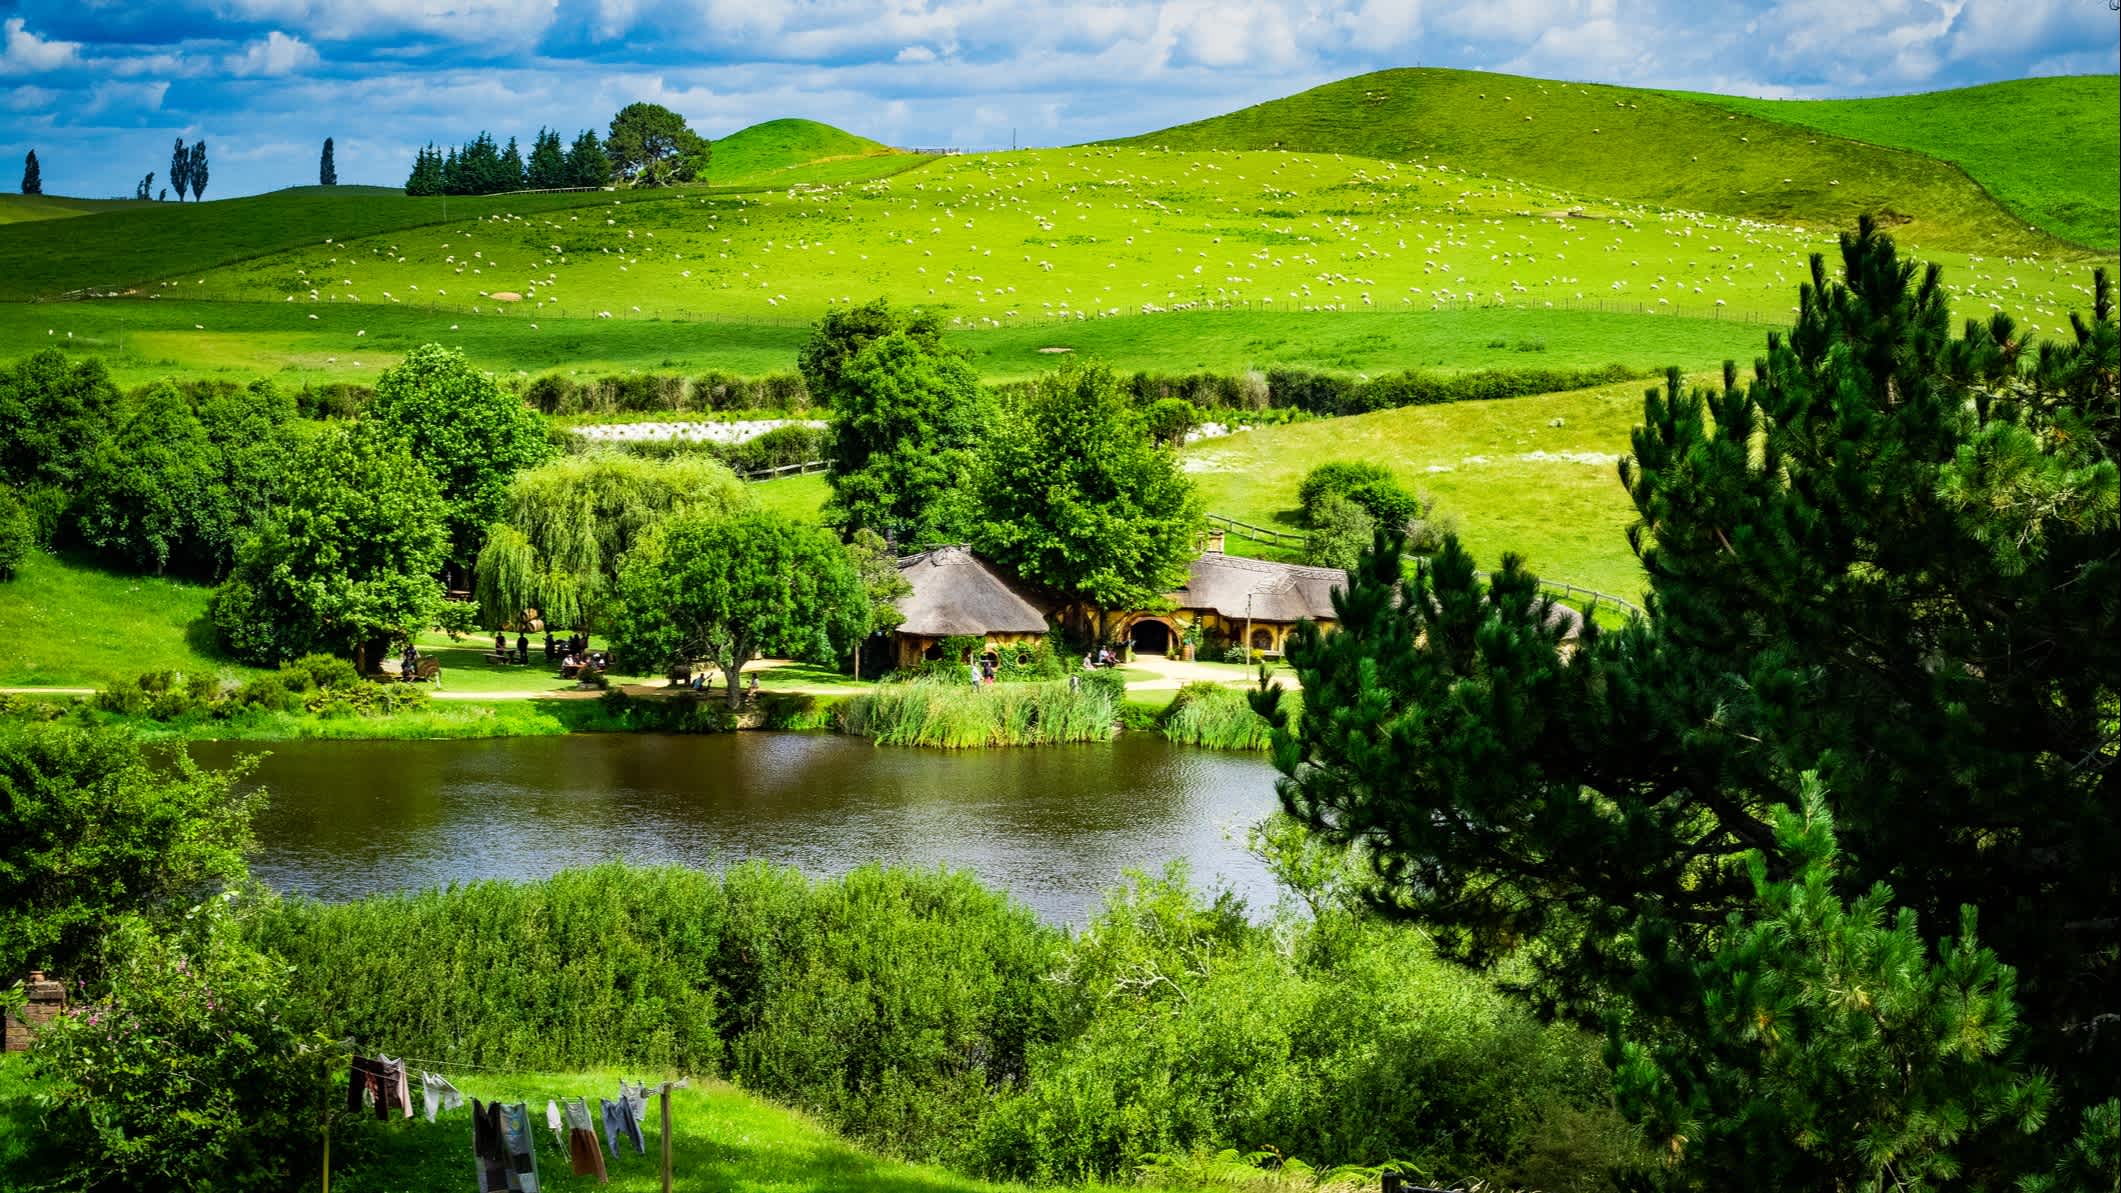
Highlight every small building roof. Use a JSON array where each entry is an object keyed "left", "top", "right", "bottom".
[
  {"left": 1170, "top": 553, "right": 1347, "bottom": 623},
  {"left": 894, "top": 546, "right": 1053, "bottom": 637}
]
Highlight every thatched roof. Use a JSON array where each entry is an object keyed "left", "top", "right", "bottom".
[
  {"left": 1170, "top": 554, "right": 1347, "bottom": 623},
  {"left": 894, "top": 546, "right": 1053, "bottom": 637}
]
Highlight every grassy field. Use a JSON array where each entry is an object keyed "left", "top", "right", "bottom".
[
  {"left": 0, "top": 1059, "right": 1234, "bottom": 1193},
  {"left": 0, "top": 194, "right": 146, "bottom": 224},
  {"left": 1111, "top": 67, "right": 2112, "bottom": 257},
  {"left": 0, "top": 552, "right": 247, "bottom": 688},
  {"left": 1680, "top": 76, "right": 2121, "bottom": 251},
  {"left": 712, "top": 117, "right": 913, "bottom": 186}
]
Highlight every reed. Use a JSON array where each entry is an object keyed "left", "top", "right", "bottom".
[
  {"left": 838, "top": 679, "right": 1117, "bottom": 748},
  {"left": 1156, "top": 681, "right": 1296, "bottom": 750}
]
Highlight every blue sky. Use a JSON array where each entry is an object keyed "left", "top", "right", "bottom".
[{"left": 4, "top": 0, "right": 2115, "bottom": 199}]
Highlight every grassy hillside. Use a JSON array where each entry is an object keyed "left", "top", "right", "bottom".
[
  {"left": 1683, "top": 76, "right": 2120, "bottom": 251},
  {"left": 0, "top": 552, "right": 248, "bottom": 688},
  {"left": 1109, "top": 68, "right": 2105, "bottom": 256},
  {"left": 0, "top": 194, "right": 146, "bottom": 224},
  {"left": 712, "top": 117, "right": 904, "bottom": 184}
]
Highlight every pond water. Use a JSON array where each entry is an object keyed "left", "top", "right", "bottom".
[{"left": 189, "top": 734, "right": 1284, "bottom": 926}]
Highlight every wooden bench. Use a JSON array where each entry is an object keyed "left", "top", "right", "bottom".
[
  {"left": 381, "top": 659, "right": 442, "bottom": 684},
  {"left": 484, "top": 652, "right": 527, "bottom": 666}
]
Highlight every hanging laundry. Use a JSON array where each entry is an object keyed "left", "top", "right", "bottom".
[
  {"left": 345, "top": 1055, "right": 413, "bottom": 1120},
  {"left": 498, "top": 1102, "right": 543, "bottom": 1192},
  {"left": 546, "top": 1099, "right": 564, "bottom": 1148},
  {"left": 472, "top": 1098, "right": 512, "bottom": 1193},
  {"left": 563, "top": 1097, "right": 609, "bottom": 1183},
  {"left": 420, "top": 1071, "right": 464, "bottom": 1123},
  {"left": 599, "top": 1097, "right": 645, "bottom": 1158}
]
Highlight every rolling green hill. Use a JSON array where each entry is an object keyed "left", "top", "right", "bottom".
[
  {"left": 1679, "top": 76, "right": 2120, "bottom": 251},
  {"left": 0, "top": 194, "right": 147, "bottom": 224},
  {"left": 1109, "top": 68, "right": 2105, "bottom": 255},
  {"left": 711, "top": 117, "right": 905, "bottom": 184}
]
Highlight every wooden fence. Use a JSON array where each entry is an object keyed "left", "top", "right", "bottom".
[{"left": 739, "top": 459, "right": 830, "bottom": 481}]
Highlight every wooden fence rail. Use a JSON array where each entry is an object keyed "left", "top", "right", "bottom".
[{"left": 739, "top": 459, "right": 830, "bottom": 481}]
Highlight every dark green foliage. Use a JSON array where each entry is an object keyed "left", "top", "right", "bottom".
[
  {"left": 498, "top": 137, "right": 526, "bottom": 191},
  {"left": 608, "top": 509, "right": 868, "bottom": 706},
  {"left": 187, "top": 141, "right": 206, "bottom": 202},
  {"left": 367, "top": 343, "right": 553, "bottom": 567},
  {"left": 0, "top": 486, "right": 30, "bottom": 580},
  {"left": 20, "top": 150, "right": 39, "bottom": 195},
  {"left": 525, "top": 128, "right": 567, "bottom": 189},
  {"left": 812, "top": 318, "right": 989, "bottom": 544},
  {"left": 30, "top": 902, "right": 349, "bottom": 1193},
  {"left": 87, "top": 657, "right": 429, "bottom": 724},
  {"left": 1303, "top": 492, "right": 1374, "bottom": 569},
  {"left": 0, "top": 350, "right": 118, "bottom": 498},
  {"left": 972, "top": 358, "right": 1203, "bottom": 626},
  {"left": 1126, "top": 363, "right": 1636, "bottom": 416},
  {"left": 564, "top": 129, "right": 613, "bottom": 188},
  {"left": 1143, "top": 397, "right": 1200, "bottom": 446},
  {"left": 403, "top": 145, "right": 445, "bottom": 196},
  {"left": 318, "top": 137, "right": 336, "bottom": 187},
  {"left": 69, "top": 382, "right": 234, "bottom": 577},
  {"left": 525, "top": 369, "right": 809, "bottom": 414},
  {"left": 1264, "top": 225, "right": 2120, "bottom": 1184},
  {"left": 1610, "top": 786, "right": 2053, "bottom": 1190},
  {"left": 1296, "top": 460, "right": 1391, "bottom": 522},
  {"left": 210, "top": 424, "right": 449, "bottom": 668},
  {"left": 1297, "top": 460, "right": 1427, "bottom": 533},
  {"left": 0, "top": 721, "right": 257, "bottom": 976},
  {"left": 169, "top": 137, "right": 190, "bottom": 202},
  {"left": 605, "top": 102, "right": 710, "bottom": 186}
]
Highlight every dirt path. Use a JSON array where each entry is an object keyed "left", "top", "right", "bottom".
[{"left": 1121, "top": 656, "right": 1304, "bottom": 692}]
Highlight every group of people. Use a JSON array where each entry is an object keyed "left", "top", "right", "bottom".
[
  {"left": 1082, "top": 646, "right": 1121, "bottom": 669},
  {"left": 966, "top": 656, "right": 1000, "bottom": 688}
]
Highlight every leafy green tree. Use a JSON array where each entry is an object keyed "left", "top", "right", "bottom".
[
  {"left": 69, "top": 381, "right": 223, "bottom": 575},
  {"left": 526, "top": 127, "right": 567, "bottom": 189},
  {"left": 20, "top": 149, "right": 39, "bottom": 195},
  {"left": 972, "top": 359, "right": 1203, "bottom": 638},
  {"left": 564, "top": 129, "right": 612, "bottom": 188},
  {"left": 30, "top": 902, "right": 350, "bottom": 1193},
  {"left": 0, "top": 349, "right": 119, "bottom": 503},
  {"left": 133, "top": 172, "right": 154, "bottom": 201},
  {"left": 847, "top": 528, "right": 911, "bottom": 678},
  {"left": 474, "top": 452, "right": 748, "bottom": 632},
  {"left": 798, "top": 299, "right": 947, "bottom": 408},
  {"left": 0, "top": 486, "right": 32, "bottom": 581},
  {"left": 319, "top": 136, "right": 336, "bottom": 186},
  {"left": 1143, "top": 397, "right": 1199, "bottom": 447},
  {"left": 0, "top": 721, "right": 259, "bottom": 976},
  {"left": 1610, "top": 782, "right": 2053, "bottom": 1191},
  {"left": 608, "top": 509, "right": 866, "bottom": 707},
  {"left": 813, "top": 326, "right": 988, "bottom": 544},
  {"left": 169, "top": 137, "right": 190, "bottom": 201},
  {"left": 187, "top": 140, "right": 207, "bottom": 201},
  {"left": 1301, "top": 493, "right": 1374, "bottom": 570},
  {"left": 211, "top": 423, "right": 448, "bottom": 669},
  {"left": 604, "top": 102, "right": 710, "bottom": 186},
  {"left": 1261, "top": 224, "right": 2119, "bottom": 1182},
  {"left": 367, "top": 343, "right": 552, "bottom": 570}
]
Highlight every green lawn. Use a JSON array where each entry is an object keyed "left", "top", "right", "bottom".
[
  {"left": 1680, "top": 76, "right": 2121, "bottom": 251},
  {"left": 0, "top": 1059, "right": 1219, "bottom": 1193},
  {"left": 750, "top": 472, "right": 832, "bottom": 519},
  {"left": 0, "top": 552, "right": 249, "bottom": 688},
  {"left": 1112, "top": 67, "right": 2111, "bottom": 257}
]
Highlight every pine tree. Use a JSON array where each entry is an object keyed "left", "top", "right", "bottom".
[
  {"left": 526, "top": 128, "right": 567, "bottom": 189},
  {"left": 319, "top": 137, "right": 336, "bottom": 186},
  {"left": 168, "top": 137, "right": 190, "bottom": 202},
  {"left": 563, "top": 130, "right": 611, "bottom": 188},
  {"left": 19, "top": 150, "right": 39, "bottom": 195},
  {"left": 1262, "top": 223, "right": 2120, "bottom": 1184},
  {"left": 441, "top": 147, "right": 462, "bottom": 196},
  {"left": 499, "top": 136, "right": 525, "bottom": 192},
  {"left": 187, "top": 141, "right": 207, "bottom": 201}
]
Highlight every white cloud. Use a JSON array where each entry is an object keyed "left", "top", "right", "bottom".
[
  {"left": 226, "top": 31, "right": 321, "bottom": 77},
  {"left": 84, "top": 79, "right": 169, "bottom": 115},
  {"left": 895, "top": 45, "right": 938, "bottom": 63},
  {"left": 1, "top": 18, "right": 81, "bottom": 75}
]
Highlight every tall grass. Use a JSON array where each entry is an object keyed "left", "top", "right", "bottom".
[
  {"left": 838, "top": 679, "right": 1116, "bottom": 747},
  {"left": 1158, "top": 681, "right": 1295, "bottom": 750}
]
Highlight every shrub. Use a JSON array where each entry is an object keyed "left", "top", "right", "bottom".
[
  {"left": 1144, "top": 397, "right": 1200, "bottom": 446},
  {"left": 1158, "top": 681, "right": 1289, "bottom": 750},
  {"left": 1346, "top": 479, "right": 1424, "bottom": 530},
  {"left": 1303, "top": 494, "right": 1375, "bottom": 570},
  {"left": 1296, "top": 461, "right": 1393, "bottom": 524},
  {"left": 0, "top": 485, "right": 31, "bottom": 580},
  {"left": 30, "top": 904, "right": 350, "bottom": 1193}
]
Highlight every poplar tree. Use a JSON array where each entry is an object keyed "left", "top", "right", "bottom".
[
  {"left": 19, "top": 150, "right": 39, "bottom": 195},
  {"left": 318, "top": 137, "right": 336, "bottom": 186},
  {"left": 168, "top": 137, "right": 189, "bottom": 201},
  {"left": 187, "top": 141, "right": 207, "bottom": 201},
  {"left": 1261, "top": 221, "right": 2120, "bottom": 1185}
]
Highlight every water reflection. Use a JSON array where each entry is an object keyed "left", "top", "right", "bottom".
[{"left": 189, "top": 734, "right": 1283, "bottom": 926}]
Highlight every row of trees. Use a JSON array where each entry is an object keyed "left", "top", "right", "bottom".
[
  {"left": 167, "top": 138, "right": 208, "bottom": 201},
  {"left": 403, "top": 103, "right": 709, "bottom": 196},
  {"left": 1262, "top": 225, "right": 2120, "bottom": 1189}
]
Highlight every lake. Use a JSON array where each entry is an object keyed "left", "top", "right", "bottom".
[{"left": 190, "top": 733, "right": 1284, "bottom": 925}]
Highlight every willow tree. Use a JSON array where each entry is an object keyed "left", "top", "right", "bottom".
[{"left": 473, "top": 452, "right": 747, "bottom": 632}]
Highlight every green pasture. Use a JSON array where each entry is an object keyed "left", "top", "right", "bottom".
[
  {"left": 0, "top": 552, "right": 249, "bottom": 689},
  {"left": 1111, "top": 67, "right": 2114, "bottom": 257},
  {"left": 711, "top": 117, "right": 914, "bottom": 186},
  {"left": 1680, "top": 75, "right": 2121, "bottom": 251},
  {"left": 0, "top": 194, "right": 146, "bottom": 224}
]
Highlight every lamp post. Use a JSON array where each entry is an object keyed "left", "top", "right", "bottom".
[{"left": 1244, "top": 591, "right": 1254, "bottom": 662}]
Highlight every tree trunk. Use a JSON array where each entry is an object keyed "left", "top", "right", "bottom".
[{"left": 721, "top": 663, "right": 745, "bottom": 710}]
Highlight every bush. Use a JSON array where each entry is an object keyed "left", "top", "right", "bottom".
[
  {"left": 1303, "top": 493, "right": 1375, "bottom": 570},
  {"left": 30, "top": 903, "right": 352, "bottom": 1193},
  {"left": 0, "top": 485, "right": 31, "bottom": 580},
  {"left": 1144, "top": 397, "right": 1200, "bottom": 446},
  {"left": 1296, "top": 461, "right": 1393, "bottom": 524}
]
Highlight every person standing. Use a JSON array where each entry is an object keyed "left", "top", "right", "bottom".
[
  {"left": 516, "top": 632, "right": 529, "bottom": 664},
  {"left": 968, "top": 659, "right": 981, "bottom": 691}
]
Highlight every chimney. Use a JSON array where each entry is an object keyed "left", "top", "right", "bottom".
[
  {"left": 1206, "top": 529, "right": 1225, "bottom": 554},
  {"left": 6, "top": 970, "right": 66, "bottom": 1052}
]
